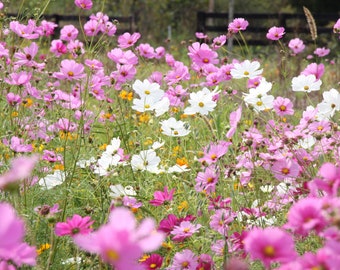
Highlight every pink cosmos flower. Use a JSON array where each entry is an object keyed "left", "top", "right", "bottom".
[
  {"left": 154, "top": 46, "right": 165, "bottom": 59},
  {"left": 168, "top": 249, "right": 198, "bottom": 270},
  {"left": 118, "top": 32, "right": 141, "bottom": 48},
  {"left": 14, "top": 42, "right": 39, "bottom": 67},
  {"left": 314, "top": 47, "right": 330, "bottom": 57},
  {"left": 136, "top": 43, "right": 155, "bottom": 59},
  {"left": 209, "top": 209, "right": 235, "bottom": 236},
  {"left": 107, "top": 48, "right": 138, "bottom": 65},
  {"left": 5, "top": 71, "right": 32, "bottom": 86},
  {"left": 74, "top": 0, "right": 93, "bottom": 9},
  {"left": 244, "top": 227, "right": 297, "bottom": 268},
  {"left": 67, "top": 39, "right": 85, "bottom": 57},
  {"left": 149, "top": 186, "right": 175, "bottom": 206},
  {"left": 301, "top": 63, "right": 325, "bottom": 80},
  {"left": 226, "top": 106, "right": 242, "bottom": 138},
  {"left": 188, "top": 42, "right": 219, "bottom": 66},
  {"left": 9, "top": 136, "right": 33, "bottom": 153},
  {"left": 284, "top": 197, "right": 326, "bottom": 236},
  {"left": 50, "top": 39, "right": 67, "bottom": 57},
  {"left": 0, "top": 202, "right": 37, "bottom": 267},
  {"left": 288, "top": 38, "right": 305, "bottom": 54},
  {"left": 84, "top": 19, "right": 100, "bottom": 36},
  {"left": 0, "top": 155, "right": 39, "bottom": 190},
  {"left": 199, "top": 140, "right": 231, "bottom": 165},
  {"left": 309, "top": 120, "right": 331, "bottom": 134},
  {"left": 73, "top": 207, "right": 165, "bottom": 270},
  {"left": 9, "top": 20, "right": 39, "bottom": 39},
  {"left": 53, "top": 59, "right": 86, "bottom": 81},
  {"left": 228, "top": 18, "right": 249, "bottom": 33},
  {"left": 271, "top": 158, "right": 300, "bottom": 180},
  {"left": 55, "top": 214, "right": 94, "bottom": 237},
  {"left": 0, "top": 2, "right": 3, "bottom": 9},
  {"left": 266, "top": 26, "right": 285, "bottom": 40},
  {"left": 195, "top": 167, "right": 219, "bottom": 194},
  {"left": 165, "top": 85, "right": 189, "bottom": 107},
  {"left": 6, "top": 92, "right": 22, "bottom": 106},
  {"left": 60, "top": 25, "right": 78, "bottom": 41},
  {"left": 36, "top": 20, "right": 58, "bottom": 37},
  {"left": 334, "top": 18, "right": 340, "bottom": 33},
  {"left": 171, "top": 221, "right": 201, "bottom": 242},
  {"left": 273, "top": 96, "right": 294, "bottom": 116},
  {"left": 164, "top": 61, "right": 190, "bottom": 85},
  {"left": 211, "top": 35, "right": 227, "bottom": 49}
]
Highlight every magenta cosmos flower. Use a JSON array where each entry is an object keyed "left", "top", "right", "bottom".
[
  {"left": 118, "top": 32, "right": 141, "bottom": 49},
  {"left": 74, "top": 0, "right": 92, "bottom": 10},
  {"left": 284, "top": 197, "right": 327, "bottom": 236},
  {"left": 228, "top": 18, "right": 249, "bottom": 33},
  {"left": 74, "top": 207, "right": 165, "bottom": 270},
  {"left": 55, "top": 214, "right": 94, "bottom": 237},
  {"left": 244, "top": 227, "right": 297, "bottom": 268},
  {"left": 149, "top": 186, "right": 175, "bottom": 206},
  {"left": 53, "top": 59, "right": 86, "bottom": 81},
  {"left": 266, "top": 26, "right": 285, "bottom": 40}
]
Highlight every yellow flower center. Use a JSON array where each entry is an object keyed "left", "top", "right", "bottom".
[
  {"left": 256, "top": 101, "right": 263, "bottom": 106},
  {"left": 106, "top": 249, "right": 119, "bottom": 261},
  {"left": 211, "top": 154, "right": 217, "bottom": 160},
  {"left": 150, "top": 263, "right": 157, "bottom": 269},
  {"left": 304, "top": 85, "right": 309, "bottom": 91},
  {"left": 198, "top": 102, "right": 204, "bottom": 107},
  {"left": 144, "top": 104, "right": 150, "bottom": 109},
  {"left": 67, "top": 71, "right": 74, "bottom": 77},
  {"left": 244, "top": 71, "right": 249, "bottom": 76},
  {"left": 182, "top": 261, "right": 189, "bottom": 267},
  {"left": 263, "top": 245, "right": 275, "bottom": 257},
  {"left": 279, "top": 105, "right": 286, "bottom": 111},
  {"left": 317, "top": 126, "right": 323, "bottom": 131},
  {"left": 203, "top": 58, "right": 209, "bottom": 63},
  {"left": 281, "top": 168, "right": 290, "bottom": 175},
  {"left": 144, "top": 90, "right": 150, "bottom": 95}
]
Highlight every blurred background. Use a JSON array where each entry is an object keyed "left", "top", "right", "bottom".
[{"left": 4, "top": 0, "right": 340, "bottom": 43}]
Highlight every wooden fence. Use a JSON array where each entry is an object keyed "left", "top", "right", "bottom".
[{"left": 196, "top": 12, "right": 339, "bottom": 45}]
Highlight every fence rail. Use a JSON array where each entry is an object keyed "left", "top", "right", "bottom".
[{"left": 197, "top": 12, "right": 339, "bottom": 45}]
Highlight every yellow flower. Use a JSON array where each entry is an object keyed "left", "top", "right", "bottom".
[
  {"left": 139, "top": 113, "right": 150, "bottom": 123},
  {"left": 178, "top": 201, "right": 189, "bottom": 212},
  {"left": 172, "top": 146, "right": 181, "bottom": 156},
  {"left": 11, "top": 111, "right": 18, "bottom": 118},
  {"left": 144, "top": 139, "right": 153, "bottom": 146},
  {"left": 54, "top": 163, "right": 64, "bottom": 171},
  {"left": 139, "top": 254, "right": 150, "bottom": 262},
  {"left": 55, "top": 147, "right": 64, "bottom": 152},
  {"left": 22, "top": 98, "right": 33, "bottom": 108},
  {"left": 99, "top": 143, "right": 108, "bottom": 150},
  {"left": 119, "top": 90, "right": 134, "bottom": 101},
  {"left": 37, "top": 243, "right": 51, "bottom": 255},
  {"left": 176, "top": 157, "right": 189, "bottom": 167},
  {"left": 161, "top": 241, "right": 173, "bottom": 251}
]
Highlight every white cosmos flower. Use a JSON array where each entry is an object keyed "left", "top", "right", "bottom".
[
  {"left": 39, "top": 170, "right": 66, "bottom": 189},
  {"left": 243, "top": 81, "right": 274, "bottom": 112},
  {"left": 109, "top": 184, "right": 136, "bottom": 198},
  {"left": 132, "top": 79, "right": 164, "bottom": 100},
  {"left": 76, "top": 156, "right": 96, "bottom": 168},
  {"left": 131, "top": 149, "right": 161, "bottom": 173},
  {"left": 184, "top": 87, "right": 219, "bottom": 115},
  {"left": 151, "top": 141, "right": 165, "bottom": 150},
  {"left": 291, "top": 74, "right": 322, "bottom": 92},
  {"left": 167, "top": 164, "right": 190, "bottom": 173},
  {"left": 316, "top": 88, "right": 340, "bottom": 118},
  {"left": 230, "top": 60, "right": 263, "bottom": 79},
  {"left": 160, "top": 117, "right": 191, "bottom": 137}
]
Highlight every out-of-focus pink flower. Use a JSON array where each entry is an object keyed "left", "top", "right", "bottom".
[
  {"left": 5, "top": 71, "right": 32, "bottom": 86},
  {"left": 0, "top": 202, "right": 37, "bottom": 267},
  {"left": 301, "top": 63, "right": 325, "bottom": 80},
  {"left": 74, "top": 0, "right": 93, "bottom": 9},
  {"left": 74, "top": 207, "right": 165, "bottom": 269},
  {"left": 8, "top": 136, "right": 33, "bottom": 153},
  {"left": 0, "top": 155, "right": 39, "bottom": 190},
  {"left": 288, "top": 38, "right": 305, "bottom": 54},
  {"left": 266, "top": 26, "right": 285, "bottom": 40},
  {"left": 55, "top": 214, "right": 94, "bottom": 237},
  {"left": 136, "top": 43, "right": 155, "bottom": 59},
  {"left": 228, "top": 18, "right": 249, "bottom": 33},
  {"left": 149, "top": 186, "right": 175, "bottom": 206},
  {"left": 284, "top": 197, "right": 326, "bottom": 236},
  {"left": 244, "top": 227, "right": 297, "bottom": 268},
  {"left": 314, "top": 47, "right": 330, "bottom": 57},
  {"left": 118, "top": 32, "right": 141, "bottom": 49}
]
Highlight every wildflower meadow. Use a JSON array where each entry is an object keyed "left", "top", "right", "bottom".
[{"left": 1, "top": 0, "right": 340, "bottom": 269}]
